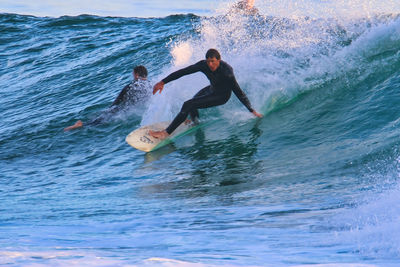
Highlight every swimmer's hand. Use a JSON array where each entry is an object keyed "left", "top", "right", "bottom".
[
  {"left": 252, "top": 110, "right": 263, "bottom": 118},
  {"left": 153, "top": 81, "right": 165, "bottom": 95}
]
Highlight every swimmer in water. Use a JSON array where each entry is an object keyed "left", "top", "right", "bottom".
[{"left": 64, "top": 65, "right": 151, "bottom": 131}]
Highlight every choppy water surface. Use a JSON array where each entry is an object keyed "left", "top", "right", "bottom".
[{"left": 1, "top": 1, "right": 400, "bottom": 266}]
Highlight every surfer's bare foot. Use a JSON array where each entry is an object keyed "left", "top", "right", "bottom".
[
  {"left": 149, "top": 130, "right": 169, "bottom": 139},
  {"left": 184, "top": 118, "right": 199, "bottom": 125},
  {"left": 64, "top": 120, "right": 83, "bottom": 131}
]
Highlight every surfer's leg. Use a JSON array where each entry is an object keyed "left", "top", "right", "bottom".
[
  {"left": 189, "top": 109, "right": 199, "bottom": 123},
  {"left": 189, "top": 86, "right": 212, "bottom": 122},
  {"left": 165, "top": 93, "right": 228, "bottom": 135},
  {"left": 87, "top": 117, "right": 103, "bottom": 126}
]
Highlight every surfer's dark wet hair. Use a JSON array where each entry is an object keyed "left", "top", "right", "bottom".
[
  {"left": 205, "top": 49, "right": 221, "bottom": 60},
  {"left": 134, "top": 65, "right": 148, "bottom": 78}
]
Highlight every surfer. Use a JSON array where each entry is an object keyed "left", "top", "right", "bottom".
[
  {"left": 231, "top": 0, "right": 259, "bottom": 15},
  {"left": 64, "top": 65, "right": 151, "bottom": 131},
  {"left": 149, "top": 49, "right": 263, "bottom": 140}
]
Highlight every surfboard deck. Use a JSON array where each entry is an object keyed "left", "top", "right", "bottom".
[{"left": 126, "top": 121, "right": 203, "bottom": 152}]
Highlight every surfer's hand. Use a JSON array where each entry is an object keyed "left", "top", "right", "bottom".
[
  {"left": 252, "top": 110, "right": 263, "bottom": 118},
  {"left": 153, "top": 81, "right": 165, "bottom": 95}
]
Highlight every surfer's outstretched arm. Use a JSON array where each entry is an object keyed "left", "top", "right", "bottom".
[
  {"left": 153, "top": 81, "right": 165, "bottom": 94},
  {"left": 153, "top": 61, "right": 203, "bottom": 95},
  {"left": 252, "top": 110, "right": 263, "bottom": 117},
  {"left": 231, "top": 75, "right": 263, "bottom": 118}
]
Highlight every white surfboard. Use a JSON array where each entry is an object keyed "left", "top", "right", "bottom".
[{"left": 125, "top": 121, "right": 199, "bottom": 152}]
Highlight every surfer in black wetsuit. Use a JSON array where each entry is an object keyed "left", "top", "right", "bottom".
[
  {"left": 149, "top": 49, "right": 262, "bottom": 139},
  {"left": 64, "top": 65, "right": 151, "bottom": 131}
]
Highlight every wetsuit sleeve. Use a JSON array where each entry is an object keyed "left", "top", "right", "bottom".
[
  {"left": 111, "top": 83, "right": 130, "bottom": 106},
  {"left": 231, "top": 77, "right": 254, "bottom": 113},
  {"left": 162, "top": 61, "right": 203, "bottom": 84}
]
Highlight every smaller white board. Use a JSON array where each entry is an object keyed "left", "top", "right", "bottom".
[{"left": 125, "top": 121, "right": 194, "bottom": 152}]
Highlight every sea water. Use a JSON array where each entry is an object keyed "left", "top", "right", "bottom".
[{"left": 1, "top": 0, "right": 400, "bottom": 266}]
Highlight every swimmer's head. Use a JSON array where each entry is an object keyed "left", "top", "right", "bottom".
[{"left": 133, "top": 65, "right": 148, "bottom": 80}]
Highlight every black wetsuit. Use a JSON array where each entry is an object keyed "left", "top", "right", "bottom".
[
  {"left": 89, "top": 79, "right": 151, "bottom": 125},
  {"left": 162, "top": 60, "right": 254, "bottom": 134},
  {"left": 111, "top": 79, "right": 151, "bottom": 107}
]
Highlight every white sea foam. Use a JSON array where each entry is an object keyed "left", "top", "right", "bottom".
[
  {"left": 254, "top": 0, "right": 400, "bottom": 19},
  {"left": 334, "top": 183, "right": 400, "bottom": 260},
  {"left": 0, "top": 252, "right": 379, "bottom": 267},
  {"left": 142, "top": 1, "right": 400, "bottom": 127}
]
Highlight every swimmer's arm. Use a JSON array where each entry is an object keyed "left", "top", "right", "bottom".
[{"left": 111, "top": 84, "right": 130, "bottom": 106}]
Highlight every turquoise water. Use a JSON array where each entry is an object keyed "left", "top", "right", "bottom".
[{"left": 1, "top": 2, "right": 400, "bottom": 266}]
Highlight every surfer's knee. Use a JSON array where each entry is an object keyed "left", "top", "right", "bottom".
[{"left": 181, "top": 100, "right": 194, "bottom": 113}]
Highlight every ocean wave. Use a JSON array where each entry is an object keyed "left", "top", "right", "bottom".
[{"left": 1, "top": 7, "right": 400, "bottom": 266}]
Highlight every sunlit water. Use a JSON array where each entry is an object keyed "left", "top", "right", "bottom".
[{"left": 1, "top": 1, "right": 400, "bottom": 266}]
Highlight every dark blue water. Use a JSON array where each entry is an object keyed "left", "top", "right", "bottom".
[{"left": 1, "top": 5, "right": 400, "bottom": 267}]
